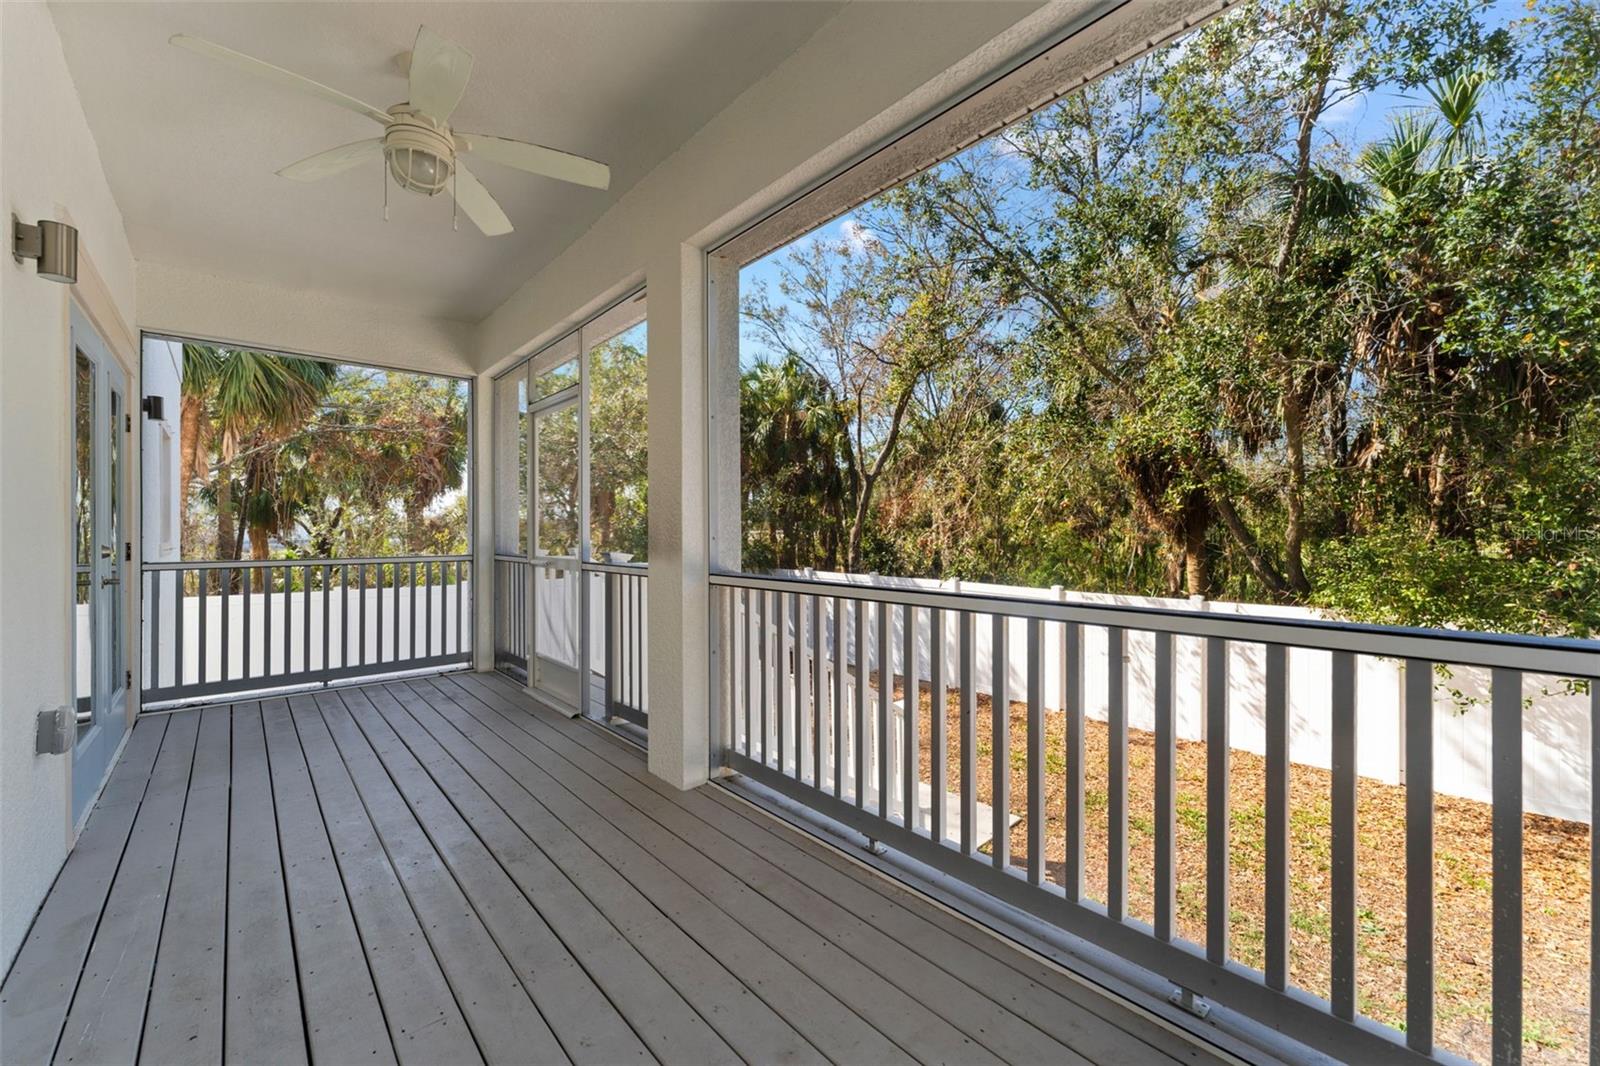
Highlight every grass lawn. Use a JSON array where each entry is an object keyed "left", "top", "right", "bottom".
[{"left": 887, "top": 686, "right": 1593, "bottom": 1065}]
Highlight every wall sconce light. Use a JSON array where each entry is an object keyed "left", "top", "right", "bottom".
[{"left": 12, "top": 215, "right": 78, "bottom": 284}]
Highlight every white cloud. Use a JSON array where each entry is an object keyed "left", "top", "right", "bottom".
[{"left": 839, "top": 218, "right": 880, "bottom": 253}]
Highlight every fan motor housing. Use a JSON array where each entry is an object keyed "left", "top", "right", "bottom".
[{"left": 383, "top": 107, "right": 455, "bottom": 195}]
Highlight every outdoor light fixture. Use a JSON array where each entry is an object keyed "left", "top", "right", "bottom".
[{"left": 12, "top": 215, "right": 78, "bottom": 284}]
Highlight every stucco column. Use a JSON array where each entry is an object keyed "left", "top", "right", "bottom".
[
  {"left": 646, "top": 244, "right": 715, "bottom": 788},
  {"left": 472, "top": 369, "right": 496, "bottom": 671}
]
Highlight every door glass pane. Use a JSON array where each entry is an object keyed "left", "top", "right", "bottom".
[
  {"left": 585, "top": 297, "right": 648, "bottom": 562},
  {"left": 534, "top": 402, "right": 579, "bottom": 557},
  {"left": 108, "top": 386, "right": 123, "bottom": 687},
  {"left": 74, "top": 353, "right": 94, "bottom": 716}
]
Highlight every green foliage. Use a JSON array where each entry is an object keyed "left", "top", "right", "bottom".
[
  {"left": 739, "top": 0, "right": 1600, "bottom": 636},
  {"left": 180, "top": 347, "right": 468, "bottom": 560}
]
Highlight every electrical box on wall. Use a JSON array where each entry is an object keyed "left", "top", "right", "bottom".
[{"left": 36, "top": 706, "right": 73, "bottom": 755}]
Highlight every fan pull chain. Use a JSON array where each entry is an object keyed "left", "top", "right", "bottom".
[
  {"left": 452, "top": 167, "right": 459, "bottom": 231},
  {"left": 382, "top": 160, "right": 390, "bottom": 222}
]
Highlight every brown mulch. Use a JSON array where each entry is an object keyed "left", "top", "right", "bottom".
[{"left": 882, "top": 684, "right": 1592, "bottom": 1065}]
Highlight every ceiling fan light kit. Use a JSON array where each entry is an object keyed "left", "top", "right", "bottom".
[
  {"left": 383, "top": 107, "right": 454, "bottom": 196},
  {"left": 169, "top": 25, "right": 611, "bottom": 236}
]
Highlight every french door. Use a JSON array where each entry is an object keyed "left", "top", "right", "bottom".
[
  {"left": 71, "top": 307, "right": 129, "bottom": 823},
  {"left": 491, "top": 291, "right": 648, "bottom": 723},
  {"left": 530, "top": 393, "right": 581, "bottom": 708}
]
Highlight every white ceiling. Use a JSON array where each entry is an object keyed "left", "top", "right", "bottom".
[{"left": 50, "top": 2, "right": 845, "bottom": 321}]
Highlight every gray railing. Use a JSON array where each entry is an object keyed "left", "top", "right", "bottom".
[
  {"left": 492, "top": 556, "right": 649, "bottom": 727},
  {"left": 591, "top": 561, "right": 648, "bottom": 726},
  {"left": 143, "top": 555, "right": 472, "bottom": 704},
  {"left": 493, "top": 556, "right": 530, "bottom": 680},
  {"left": 710, "top": 571, "right": 1600, "bottom": 1065}
]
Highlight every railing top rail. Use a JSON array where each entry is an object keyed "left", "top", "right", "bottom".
[
  {"left": 582, "top": 560, "right": 649, "bottom": 575},
  {"left": 710, "top": 570, "right": 1600, "bottom": 677},
  {"left": 491, "top": 554, "right": 648, "bottom": 576},
  {"left": 145, "top": 554, "right": 472, "bottom": 572}
]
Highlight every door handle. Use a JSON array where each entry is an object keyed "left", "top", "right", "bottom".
[{"left": 100, "top": 575, "right": 120, "bottom": 586}]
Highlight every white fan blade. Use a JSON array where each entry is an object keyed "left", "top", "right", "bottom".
[
  {"left": 457, "top": 133, "right": 610, "bottom": 190},
  {"left": 452, "top": 163, "right": 513, "bottom": 236},
  {"left": 277, "top": 138, "right": 383, "bottom": 181},
  {"left": 170, "top": 35, "right": 393, "bottom": 126},
  {"left": 409, "top": 26, "right": 474, "bottom": 122}
]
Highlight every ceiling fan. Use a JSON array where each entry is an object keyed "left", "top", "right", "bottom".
[{"left": 170, "top": 26, "right": 610, "bottom": 236}]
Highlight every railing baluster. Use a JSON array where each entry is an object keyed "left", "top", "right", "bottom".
[
  {"left": 930, "top": 607, "right": 946, "bottom": 845},
  {"left": 758, "top": 591, "right": 769, "bottom": 765},
  {"left": 1206, "top": 636, "right": 1229, "bottom": 964},
  {"left": 243, "top": 568, "right": 254, "bottom": 679},
  {"left": 425, "top": 561, "right": 433, "bottom": 659},
  {"left": 322, "top": 564, "right": 331, "bottom": 672},
  {"left": 1405, "top": 657, "right": 1434, "bottom": 1053},
  {"left": 1265, "top": 643, "right": 1289, "bottom": 984},
  {"left": 220, "top": 568, "right": 231, "bottom": 682},
  {"left": 604, "top": 573, "right": 618, "bottom": 718},
  {"left": 455, "top": 561, "right": 464, "bottom": 655},
  {"left": 151, "top": 569, "right": 163, "bottom": 691},
  {"left": 282, "top": 564, "right": 292, "bottom": 675},
  {"left": 991, "top": 612, "right": 1009, "bottom": 870},
  {"left": 854, "top": 598, "right": 866, "bottom": 806},
  {"left": 833, "top": 596, "right": 845, "bottom": 798},
  {"left": 198, "top": 569, "right": 209, "bottom": 686},
  {"left": 1064, "top": 621, "right": 1083, "bottom": 901},
  {"left": 1492, "top": 667, "right": 1523, "bottom": 1064},
  {"left": 1027, "top": 618, "right": 1044, "bottom": 886},
  {"left": 1590, "top": 679, "right": 1599, "bottom": 1066},
  {"left": 742, "top": 589, "right": 753, "bottom": 756},
  {"left": 812, "top": 594, "right": 824, "bottom": 789},
  {"left": 1154, "top": 630, "right": 1175, "bottom": 939},
  {"left": 393, "top": 563, "right": 402, "bottom": 664},
  {"left": 259, "top": 567, "right": 269, "bottom": 676},
  {"left": 359, "top": 564, "right": 368, "bottom": 667},
  {"left": 1106, "top": 626, "right": 1126, "bottom": 918},
  {"left": 1331, "top": 650, "right": 1358, "bottom": 1021},
  {"left": 303, "top": 563, "right": 312, "bottom": 673},
  {"left": 176, "top": 568, "right": 187, "bottom": 687},
  {"left": 338, "top": 564, "right": 348, "bottom": 669},
  {"left": 409, "top": 561, "right": 418, "bottom": 659},
  {"left": 878, "top": 599, "right": 891, "bottom": 819},
  {"left": 960, "top": 610, "right": 976, "bottom": 856},
  {"left": 903, "top": 604, "right": 919, "bottom": 831},
  {"left": 777, "top": 592, "right": 790, "bottom": 777}
]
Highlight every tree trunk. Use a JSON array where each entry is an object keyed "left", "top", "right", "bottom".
[
  {"left": 1183, "top": 502, "right": 1211, "bottom": 598},
  {"left": 216, "top": 468, "right": 237, "bottom": 561},
  {"left": 1282, "top": 386, "right": 1312, "bottom": 595}
]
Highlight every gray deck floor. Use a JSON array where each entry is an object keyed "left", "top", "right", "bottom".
[{"left": 2, "top": 671, "right": 1239, "bottom": 1065}]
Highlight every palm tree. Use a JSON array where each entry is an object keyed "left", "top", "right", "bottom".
[{"left": 180, "top": 344, "right": 337, "bottom": 560}]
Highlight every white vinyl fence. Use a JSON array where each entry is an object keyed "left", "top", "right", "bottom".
[{"left": 775, "top": 569, "right": 1593, "bottom": 823}]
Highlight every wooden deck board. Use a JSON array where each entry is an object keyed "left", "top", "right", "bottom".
[
  {"left": 259, "top": 698, "right": 395, "bottom": 1065},
  {"left": 139, "top": 707, "right": 230, "bottom": 1066},
  {"left": 488, "top": 671, "right": 1216, "bottom": 1065},
  {"left": 374, "top": 682, "right": 851, "bottom": 1065},
  {"left": 347, "top": 686, "right": 742, "bottom": 1066},
  {"left": 2, "top": 673, "right": 1237, "bottom": 1066},
  {"left": 284, "top": 695, "right": 483, "bottom": 1066},
  {"left": 0, "top": 716, "right": 168, "bottom": 1066},
  {"left": 55, "top": 711, "right": 199, "bottom": 1065},
  {"left": 223, "top": 703, "right": 306, "bottom": 1066}
]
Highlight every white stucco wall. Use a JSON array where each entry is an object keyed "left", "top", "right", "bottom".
[
  {"left": 0, "top": 1, "right": 137, "bottom": 973},
  {"left": 140, "top": 337, "right": 181, "bottom": 563}
]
